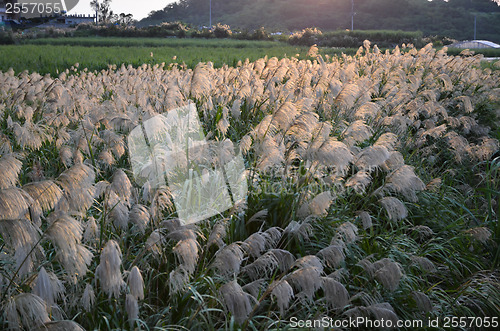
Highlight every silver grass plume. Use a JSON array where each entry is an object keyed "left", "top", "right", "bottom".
[
  {"left": 367, "top": 303, "right": 399, "bottom": 324},
  {"left": 128, "top": 266, "right": 145, "bottom": 300},
  {"left": 371, "top": 258, "right": 403, "bottom": 291},
  {"left": 190, "top": 63, "right": 212, "bottom": 99},
  {"left": 81, "top": 283, "right": 95, "bottom": 312},
  {"left": 166, "top": 227, "right": 198, "bottom": 241},
  {"left": 426, "top": 178, "right": 442, "bottom": 192},
  {"left": 374, "top": 132, "right": 398, "bottom": 151},
  {"left": 56, "top": 164, "right": 95, "bottom": 213},
  {"left": 125, "top": 294, "right": 139, "bottom": 328},
  {"left": 0, "top": 188, "right": 41, "bottom": 225},
  {"left": 343, "top": 120, "right": 373, "bottom": 147},
  {"left": 97, "top": 149, "right": 114, "bottom": 168},
  {"left": 0, "top": 154, "right": 22, "bottom": 189},
  {"left": 150, "top": 186, "right": 173, "bottom": 222},
  {"left": 357, "top": 211, "right": 372, "bottom": 229},
  {"left": 321, "top": 277, "right": 349, "bottom": 309},
  {"left": 242, "top": 279, "right": 266, "bottom": 299},
  {"left": 101, "top": 130, "right": 126, "bottom": 159},
  {"left": 59, "top": 146, "right": 73, "bottom": 167},
  {"left": 0, "top": 132, "right": 13, "bottom": 155},
  {"left": 345, "top": 171, "right": 372, "bottom": 194},
  {"left": 243, "top": 232, "right": 273, "bottom": 258},
  {"left": 256, "top": 136, "right": 285, "bottom": 171},
  {"left": 272, "top": 101, "right": 300, "bottom": 131},
  {"left": 270, "top": 279, "right": 294, "bottom": 315},
  {"left": 412, "top": 291, "right": 433, "bottom": 313},
  {"left": 328, "top": 268, "right": 349, "bottom": 282},
  {"left": 267, "top": 249, "right": 295, "bottom": 272},
  {"left": 111, "top": 168, "right": 132, "bottom": 203},
  {"left": 379, "top": 197, "right": 408, "bottom": 221},
  {"left": 106, "top": 191, "right": 129, "bottom": 230},
  {"left": 83, "top": 216, "right": 99, "bottom": 243},
  {"left": 285, "top": 266, "right": 323, "bottom": 302},
  {"left": 264, "top": 227, "right": 282, "bottom": 247},
  {"left": 355, "top": 145, "right": 391, "bottom": 172},
  {"left": 465, "top": 227, "right": 491, "bottom": 243},
  {"left": 355, "top": 102, "right": 381, "bottom": 121},
  {"left": 96, "top": 239, "right": 125, "bottom": 298},
  {"left": 411, "top": 225, "right": 435, "bottom": 242},
  {"left": 212, "top": 242, "right": 245, "bottom": 278},
  {"left": 384, "top": 165, "right": 425, "bottom": 202},
  {"left": 444, "top": 131, "right": 469, "bottom": 163},
  {"left": 469, "top": 137, "right": 499, "bottom": 161},
  {"left": 308, "top": 191, "right": 333, "bottom": 217},
  {"left": 314, "top": 139, "right": 353, "bottom": 175},
  {"left": 242, "top": 251, "right": 281, "bottom": 280},
  {"left": 207, "top": 220, "right": 227, "bottom": 249},
  {"left": 292, "top": 255, "right": 324, "bottom": 272},
  {"left": 46, "top": 211, "right": 92, "bottom": 281},
  {"left": 5, "top": 293, "right": 50, "bottom": 330},
  {"left": 23, "top": 180, "right": 63, "bottom": 212},
  {"left": 169, "top": 266, "right": 190, "bottom": 294},
  {"left": 145, "top": 229, "right": 165, "bottom": 256},
  {"left": 160, "top": 217, "right": 182, "bottom": 232},
  {"left": 36, "top": 320, "right": 85, "bottom": 331},
  {"left": 317, "top": 245, "right": 345, "bottom": 269},
  {"left": 336, "top": 83, "right": 360, "bottom": 110},
  {"left": 335, "top": 221, "right": 358, "bottom": 244},
  {"left": 410, "top": 256, "right": 437, "bottom": 273},
  {"left": 33, "top": 267, "right": 64, "bottom": 307},
  {"left": 345, "top": 302, "right": 399, "bottom": 324},
  {"left": 286, "top": 112, "right": 319, "bottom": 142},
  {"left": 247, "top": 209, "right": 268, "bottom": 224},
  {"left": 129, "top": 204, "right": 150, "bottom": 234},
  {"left": 0, "top": 218, "right": 41, "bottom": 276},
  {"left": 173, "top": 238, "right": 199, "bottom": 275},
  {"left": 382, "top": 151, "right": 405, "bottom": 172},
  {"left": 239, "top": 134, "right": 252, "bottom": 154},
  {"left": 284, "top": 220, "right": 313, "bottom": 241},
  {"left": 220, "top": 280, "right": 254, "bottom": 324}
]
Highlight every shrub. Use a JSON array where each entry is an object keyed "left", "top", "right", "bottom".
[
  {"left": 251, "top": 27, "right": 271, "bottom": 41},
  {"left": 0, "top": 30, "right": 15, "bottom": 45},
  {"left": 213, "top": 23, "right": 232, "bottom": 38},
  {"left": 289, "top": 27, "right": 323, "bottom": 46}
]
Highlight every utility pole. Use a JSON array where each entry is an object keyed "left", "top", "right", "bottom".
[
  {"left": 209, "top": 0, "right": 212, "bottom": 28},
  {"left": 474, "top": 15, "right": 477, "bottom": 40},
  {"left": 351, "top": 0, "right": 354, "bottom": 30}
]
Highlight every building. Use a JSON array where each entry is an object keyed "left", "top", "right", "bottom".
[
  {"left": 63, "top": 14, "right": 96, "bottom": 26},
  {"left": 0, "top": 0, "right": 20, "bottom": 22}
]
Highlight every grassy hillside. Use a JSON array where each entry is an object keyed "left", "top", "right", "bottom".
[{"left": 141, "top": 0, "right": 500, "bottom": 42}]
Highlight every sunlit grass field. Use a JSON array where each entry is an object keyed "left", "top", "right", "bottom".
[{"left": 0, "top": 38, "right": 312, "bottom": 75}]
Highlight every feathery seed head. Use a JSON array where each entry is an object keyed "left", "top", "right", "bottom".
[
  {"left": 81, "top": 284, "right": 95, "bottom": 312},
  {"left": 270, "top": 280, "right": 294, "bottom": 315},
  {"left": 128, "top": 266, "right": 145, "bottom": 300},
  {"left": 220, "top": 280, "right": 253, "bottom": 324},
  {"left": 322, "top": 277, "right": 349, "bottom": 309},
  {"left": 96, "top": 240, "right": 125, "bottom": 298},
  {"left": 380, "top": 197, "right": 408, "bottom": 221}
]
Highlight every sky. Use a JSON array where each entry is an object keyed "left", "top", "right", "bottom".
[{"left": 69, "top": 0, "right": 175, "bottom": 20}]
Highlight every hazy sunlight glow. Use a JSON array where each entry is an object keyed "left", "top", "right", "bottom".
[{"left": 69, "top": 0, "right": 175, "bottom": 20}]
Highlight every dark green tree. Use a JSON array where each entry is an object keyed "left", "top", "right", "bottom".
[{"left": 90, "top": 0, "right": 113, "bottom": 23}]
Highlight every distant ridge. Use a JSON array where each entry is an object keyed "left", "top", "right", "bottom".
[{"left": 138, "top": 0, "right": 500, "bottom": 43}]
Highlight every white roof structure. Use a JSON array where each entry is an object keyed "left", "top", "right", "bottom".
[{"left": 450, "top": 40, "right": 500, "bottom": 49}]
